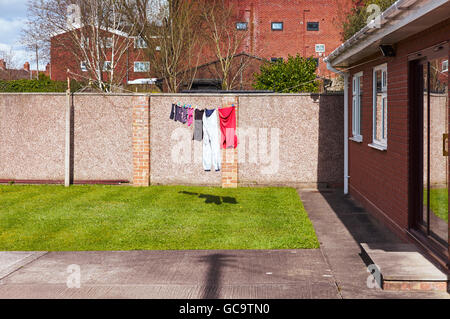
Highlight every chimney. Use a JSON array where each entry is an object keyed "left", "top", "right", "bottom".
[
  {"left": 23, "top": 62, "right": 30, "bottom": 72},
  {"left": 0, "top": 59, "right": 6, "bottom": 70}
]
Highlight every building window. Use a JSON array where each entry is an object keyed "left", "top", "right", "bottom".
[
  {"left": 236, "top": 22, "right": 248, "bottom": 30},
  {"left": 81, "top": 37, "right": 89, "bottom": 49},
  {"left": 371, "top": 63, "right": 388, "bottom": 149},
  {"left": 307, "top": 22, "right": 319, "bottom": 31},
  {"left": 103, "top": 61, "right": 111, "bottom": 71},
  {"left": 134, "top": 61, "right": 150, "bottom": 72},
  {"left": 100, "top": 37, "right": 113, "bottom": 48},
  {"left": 134, "top": 37, "right": 147, "bottom": 49},
  {"left": 80, "top": 61, "right": 88, "bottom": 72},
  {"left": 271, "top": 22, "right": 283, "bottom": 31},
  {"left": 270, "top": 57, "right": 283, "bottom": 63},
  {"left": 352, "top": 72, "right": 363, "bottom": 142},
  {"left": 443, "top": 60, "right": 448, "bottom": 72}
]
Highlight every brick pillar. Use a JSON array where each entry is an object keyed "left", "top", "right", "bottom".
[
  {"left": 132, "top": 96, "right": 150, "bottom": 186},
  {"left": 221, "top": 96, "right": 238, "bottom": 188}
]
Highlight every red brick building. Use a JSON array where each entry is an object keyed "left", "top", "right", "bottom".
[
  {"left": 50, "top": 0, "right": 353, "bottom": 90},
  {"left": 325, "top": 0, "right": 450, "bottom": 271},
  {"left": 50, "top": 28, "right": 149, "bottom": 85},
  {"left": 229, "top": 0, "right": 353, "bottom": 78},
  {"left": 0, "top": 59, "right": 47, "bottom": 81}
]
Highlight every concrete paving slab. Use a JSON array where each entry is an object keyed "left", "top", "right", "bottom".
[
  {"left": 298, "top": 189, "right": 450, "bottom": 299},
  {"left": 0, "top": 251, "right": 47, "bottom": 280},
  {"left": 0, "top": 250, "right": 340, "bottom": 299},
  {"left": 361, "top": 243, "right": 448, "bottom": 281}
]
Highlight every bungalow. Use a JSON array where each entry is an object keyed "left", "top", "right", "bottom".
[{"left": 325, "top": 0, "right": 450, "bottom": 269}]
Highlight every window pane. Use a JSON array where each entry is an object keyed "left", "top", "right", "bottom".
[
  {"left": 134, "top": 62, "right": 150, "bottom": 72},
  {"left": 135, "top": 37, "right": 147, "bottom": 48},
  {"left": 307, "top": 22, "right": 319, "bottom": 31},
  {"left": 236, "top": 22, "right": 248, "bottom": 30},
  {"left": 382, "top": 97, "right": 387, "bottom": 140},
  {"left": 271, "top": 22, "right": 283, "bottom": 30},
  {"left": 375, "top": 70, "right": 382, "bottom": 93}
]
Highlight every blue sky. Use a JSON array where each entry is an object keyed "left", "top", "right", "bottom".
[{"left": 0, "top": 0, "right": 44, "bottom": 70}]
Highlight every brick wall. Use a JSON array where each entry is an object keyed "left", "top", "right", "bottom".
[
  {"left": 346, "top": 19, "right": 450, "bottom": 233},
  {"left": 221, "top": 96, "right": 239, "bottom": 188},
  {"left": 132, "top": 95, "right": 150, "bottom": 186},
  {"left": 50, "top": 31, "right": 147, "bottom": 83},
  {"left": 229, "top": 0, "right": 353, "bottom": 77},
  {"left": 50, "top": 1, "right": 354, "bottom": 89}
]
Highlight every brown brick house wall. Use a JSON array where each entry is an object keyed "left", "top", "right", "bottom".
[
  {"left": 229, "top": 0, "right": 353, "bottom": 77},
  {"left": 50, "top": 1, "right": 353, "bottom": 89},
  {"left": 50, "top": 30, "right": 147, "bottom": 84},
  {"left": 346, "top": 19, "right": 450, "bottom": 236}
]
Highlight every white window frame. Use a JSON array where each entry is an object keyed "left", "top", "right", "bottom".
[
  {"left": 80, "top": 36, "right": 89, "bottom": 49},
  {"left": 103, "top": 61, "right": 111, "bottom": 71},
  {"left": 271, "top": 22, "right": 283, "bottom": 31},
  {"left": 351, "top": 71, "right": 363, "bottom": 142},
  {"left": 134, "top": 61, "right": 150, "bottom": 73},
  {"left": 370, "top": 63, "right": 388, "bottom": 150},
  {"left": 236, "top": 22, "right": 248, "bottom": 30},
  {"left": 134, "top": 37, "right": 148, "bottom": 49},
  {"left": 100, "top": 37, "right": 113, "bottom": 49},
  {"left": 80, "top": 61, "right": 88, "bottom": 72},
  {"left": 443, "top": 60, "right": 448, "bottom": 72}
]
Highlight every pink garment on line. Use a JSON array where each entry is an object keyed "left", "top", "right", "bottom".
[
  {"left": 218, "top": 106, "right": 238, "bottom": 149},
  {"left": 187, "top": 108, "right": 194, "bottom": 126}
]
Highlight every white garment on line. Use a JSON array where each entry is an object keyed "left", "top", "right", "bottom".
[{"left": 202, "top": 109, "right": 221, "bottom": 171}]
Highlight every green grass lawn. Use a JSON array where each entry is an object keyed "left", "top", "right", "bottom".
[
  {"left": 427, "top": 188, "right": 449, "bottom": 222},
  {"left": 0, "top": 185, "right": 319, "bottom": 251}
]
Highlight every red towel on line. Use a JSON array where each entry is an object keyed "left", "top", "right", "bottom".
[{"left": 218, "top": 106, "right": 238, "bottom": 149}]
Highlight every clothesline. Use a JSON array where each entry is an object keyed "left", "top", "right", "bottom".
[{"left": 169, "top": 102, "right": 238, "bottom": 172}]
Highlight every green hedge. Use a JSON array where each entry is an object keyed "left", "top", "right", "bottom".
[
  {"left": 253, "top": 54, "right": 319, "bottom": 93},
  {"left": 0, "top": 75, "right": 83, "bottom": 93}
]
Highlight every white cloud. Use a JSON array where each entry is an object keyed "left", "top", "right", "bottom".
[
  {"left": 0, "top": 42, "right": 44, "bottom": 70},
  {"left": 0, "top": 17, "right": 27, "bottom": 45},
  {"left": 0, "top": 0, "right": 28, "bottom": 20},
  {"left": 0, "top": 0, "right": 37, "bottom": 68}
]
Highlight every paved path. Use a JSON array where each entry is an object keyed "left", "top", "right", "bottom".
[
  {"left": 0, "top": 189, "right": 448, "bottom": 299},
  {"left": 0, "top": 250, "right": 339, "bottom": 299},
  {"left": 298, "top": 189, "right": 449, "bottom": 299}
]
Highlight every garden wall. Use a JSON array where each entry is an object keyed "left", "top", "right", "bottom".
[{"left": 0, "top": 92, "right": 344, "bottom": 187}]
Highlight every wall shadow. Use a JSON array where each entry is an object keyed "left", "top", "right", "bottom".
[
  {"left": 316, "top": 93, "right": 344, "bottom": 189},
  {"left": 69, "top": 94, "right": 74, "bottom": 183},
  {"left": 179, "top": 191, "right": 237, "bottom": 205}
]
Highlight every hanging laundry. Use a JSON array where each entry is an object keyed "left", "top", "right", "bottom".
[
  {"left": 218, "top": 106, "right": 238, "bottom": 149},
  {"left": 187, "top": 107, "right": 194, "bottom": 127},
  {"left": 182, "top": 106, "right": 188, "bottom": 124},
  {"left": 170, "top": 103, "right": 176, "bottom": 120},
  {"left": 175, "top": 105, "right": 183, "bottom": 122},
  {"left": 193, "top": 109, "right": 204, "bottom": 141},
  {"left": 202, "top": 109, "right": 221, "bottom": 171}
]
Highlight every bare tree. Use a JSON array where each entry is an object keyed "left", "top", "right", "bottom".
[
  {"left": 21, "top": 5, "right": 51, "bottom": 79},
  {"left": 122, "top": 0, "right": 205, "bottom": 92},
  {"left": 26, "top": 0, "right": 142, "bottom": 92},
  {"left": 200, "top": 0, "right": 253, "bottom": 90},
  {"left": 0, "top": 48, "right": 19, "bottom": 70}
]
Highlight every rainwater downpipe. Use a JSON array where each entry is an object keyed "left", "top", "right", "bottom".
[{"left": 326, "top": 61, "right": 349, "bottom": 194}]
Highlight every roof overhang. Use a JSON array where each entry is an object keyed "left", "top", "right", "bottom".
[{"left": 325, "top": 0, "right": 450, "bottom": 68}]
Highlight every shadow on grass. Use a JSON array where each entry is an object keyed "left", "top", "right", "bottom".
[{"left": 179, "top": 191, "right": 237, "bottom": 205}]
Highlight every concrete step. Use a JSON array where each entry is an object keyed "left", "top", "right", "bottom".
[{"left": 361, "top": 243, "right": 448, "bottom": 292}]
